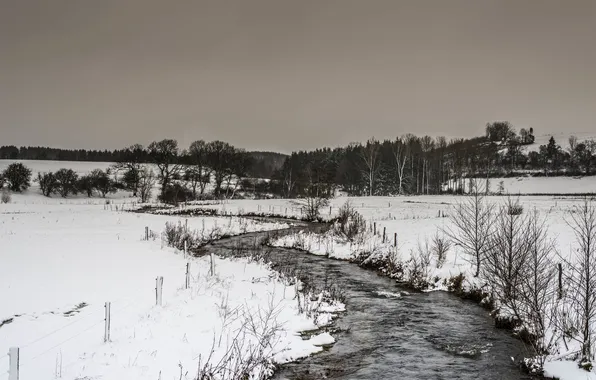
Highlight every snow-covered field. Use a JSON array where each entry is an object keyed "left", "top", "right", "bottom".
[
  {"left": 0, "top": 191, "right": 345, "bottom": 380},
  {"left": 3, "top": 159, "right": 596, "bottom": 379}
]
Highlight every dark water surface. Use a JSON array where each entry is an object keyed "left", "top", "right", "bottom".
[{"left": 209, "top": 228, "right": 530, "bottom": 380}]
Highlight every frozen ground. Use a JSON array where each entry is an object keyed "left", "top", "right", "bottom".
[{"left": 0, "top": 193, "right": 344, "bottom": 380}]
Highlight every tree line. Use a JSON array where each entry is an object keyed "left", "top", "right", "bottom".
[
  {"left": 3, "top": 123, "right": 596, "bottom": 199},
  {"left": 0, "top": 144, "right": 285, "bottom": 179},
  {"left": 273, "top": 122, "right": 596, "bottom": 197}
]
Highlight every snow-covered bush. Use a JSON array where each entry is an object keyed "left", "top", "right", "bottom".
[{"left": 1, "top": 189, "right": 11, "bottom": 204}]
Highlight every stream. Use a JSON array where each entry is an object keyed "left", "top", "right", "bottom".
[{"left": 207, "top": 227, "right": 530, "bottom": 380}]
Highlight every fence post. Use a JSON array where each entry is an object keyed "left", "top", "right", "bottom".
[
  {"left": 329, "top": 206, "right": 332, "bottom": 216},
  {"left": 145, "top": 226, "right": 149, "bottom": 241},
  {"left": 9, "top": 347, "right": 19, "bottom": 380},
  {"left": 383, "top": 227, "right": 386, "bottom": 243},
  {"left": 156, "top": 276, "right": 164, "bottom": 306},
  {"left": 184, "top": 240, "right": 187, "bottom": 259},
  {"left": 210, "top": 253, "right": 215, "bottom": 276},
  {"left": 558, "top": 263, "right": 563, "bottom": 299},
  {"left": 374, "top": 222, "right": 377, "bottom": 236},
  {"left": 185, "top": 262, "right": 191, "bottom": 290},
  {"left": 104, "top": 302, "right": 111, "bottom": 343},
  {"left": 394, "top": 233, "right": 397, "bottom": 247}
]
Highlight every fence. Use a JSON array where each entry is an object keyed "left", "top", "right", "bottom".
[{"left": 1, "top": 230, "right": 215, "bottom": 380}]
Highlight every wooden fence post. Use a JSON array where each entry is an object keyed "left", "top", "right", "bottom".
[
  {"left": 210, "top": 253, "right": 215, "bottom": 276},
  {"left": 383, "top": 227, "right": 386, "bottom": 243},
  {"left": 9, "top": 347, "right": 19, "bottom": 380},
  {"left": 394, "top": 233, "right": 397, "bottom": 247},
  {"left": 145, "top": 226, "right": 149, "bottom": 241},
  {"left": 104, "top": 302, "right": 111, "bottom": 343},
  {"left": 156, "top": 276, "right": 164, "bottom": 306},
  {"left": 374, "top": 222, "right": 377, "bottom": 236},
  {"left": 185, "top": 262, "right": 191, "bottom": 290}
]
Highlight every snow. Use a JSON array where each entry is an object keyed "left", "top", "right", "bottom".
[
  {"left": 544, "top": 361, "right": 596, "bottom": 380},
  {"left": 0, "top": 195, "right": 344, "bottom": 380},
  {"left": 4, "top": 158, "right": 596, "bottom": 379},
  {"left": 522, "top": 132, "right": 596, "bottom": 154}
]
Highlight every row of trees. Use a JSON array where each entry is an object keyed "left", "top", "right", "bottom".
[
  {"left": 447, "top": 183, "right": 596, "bottom": 371},
  {"left": 273, "top": 125, "right": 596, "bottom": 198},
  {"left": 0, "top": 144, "right": 284, "bottom": 179},
  {"left": 113, "top": 139, "right": 254, "bottom": 203}
]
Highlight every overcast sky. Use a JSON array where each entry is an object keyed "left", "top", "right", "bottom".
[{"left": 1, "top": 0, "right": 595, "bottom": 153}]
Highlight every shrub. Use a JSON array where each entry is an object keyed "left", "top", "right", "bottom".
[
  {"left": 159, "top": 183, "right": 193, "bottom": 205},
  {"left": 77, "top": 175, "right": 95, "bottom": 197},
  {"left": 295, "top": 196, "right": 330, "bottom": 221},
  {"left": 163, "top": 221, "right": 222, "bottom": 253},
  {"left": 2, "top": 163, "right": 32, "bottom": 192},
  {"left": 333, "top": 201, "right": 367, "bottom": 242},
  {"left": 1, "top": 189, "right": 11, "bottom": 204},
  {"left": 508, "top": 204, "right": 524, "bottom": 216},
  {"left": 37, "top": 172, "right": 58, "bottom": 197},
  {"left": 431, "top": 232, "right": 451, "bottom": 269},
  {"left": 54, "top": 169, "right": 79, "bottom": 197},
  {"left": 90, "top": 169, "right": 117, "bottom": 197}
]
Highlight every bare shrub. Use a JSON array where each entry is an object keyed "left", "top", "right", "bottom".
[
  {"left": 562, "top": 199, "right": 596, "bottom": 366},
  {"left": 332, "top": 201, "right": 366, "bottom": 242},
  {"left": 1, "top": 189, "right": 11, "bottom": 204},
  {"left": 163, "top": 221, "right": 223, "bottom": 253},
  {"left": 195, "top": 295, "right": 284, "bottom": 380},
  {"left": 445, "top": 179, "right": 495, "bottom": 277},
  {"left": 517, "top": 209, "right": 558, "bottom": 373},
  {"left": 431, "top": 231, "right": 452, "bottom": 269},
  {"left": 508, "top": 203, "right": 524, "bottom": 216},
  {"left": 406, "top": 239, "right": 432, "bottom": 288},
  {"left": 296, "top": 196, "right": 330, "bottom": 221}
]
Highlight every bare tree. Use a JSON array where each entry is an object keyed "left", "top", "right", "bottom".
[
  {"left": 564, "top": 199, "right": 596, "bottom": 365},
  {"left": 137, "top": 168, "right": 156, "bottom": 203},
  {"left": 147, "top": 139, "right": 182, "bottom": 199},
  {"left": 113, "top": 144, "right": 145, "bottom": 196},
  {"left": 206, "top": 140, "right": 236, "bottom": 198},
  {"left": 360, "top": 138, "right": 381, "bottom": 196},
  {"left": 483, "top": 196, "right": 530, "bottom": 315},
  {"left": 392, "top": 137, "right": 409, "bottom": 195},
  {"left": 188, "top": 140, "right": 212, "bottom": 197},
  {"left": 445, "top": 179, "right": 494, "bottom": 277}
]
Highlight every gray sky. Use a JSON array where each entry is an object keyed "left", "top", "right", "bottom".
[{"left": 1, "top": 0, "right": 595, "bottom": 153}]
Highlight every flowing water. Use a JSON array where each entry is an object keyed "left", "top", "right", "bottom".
[{"left": 208, "top": 227, "right": 530, "bottom": 380}]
